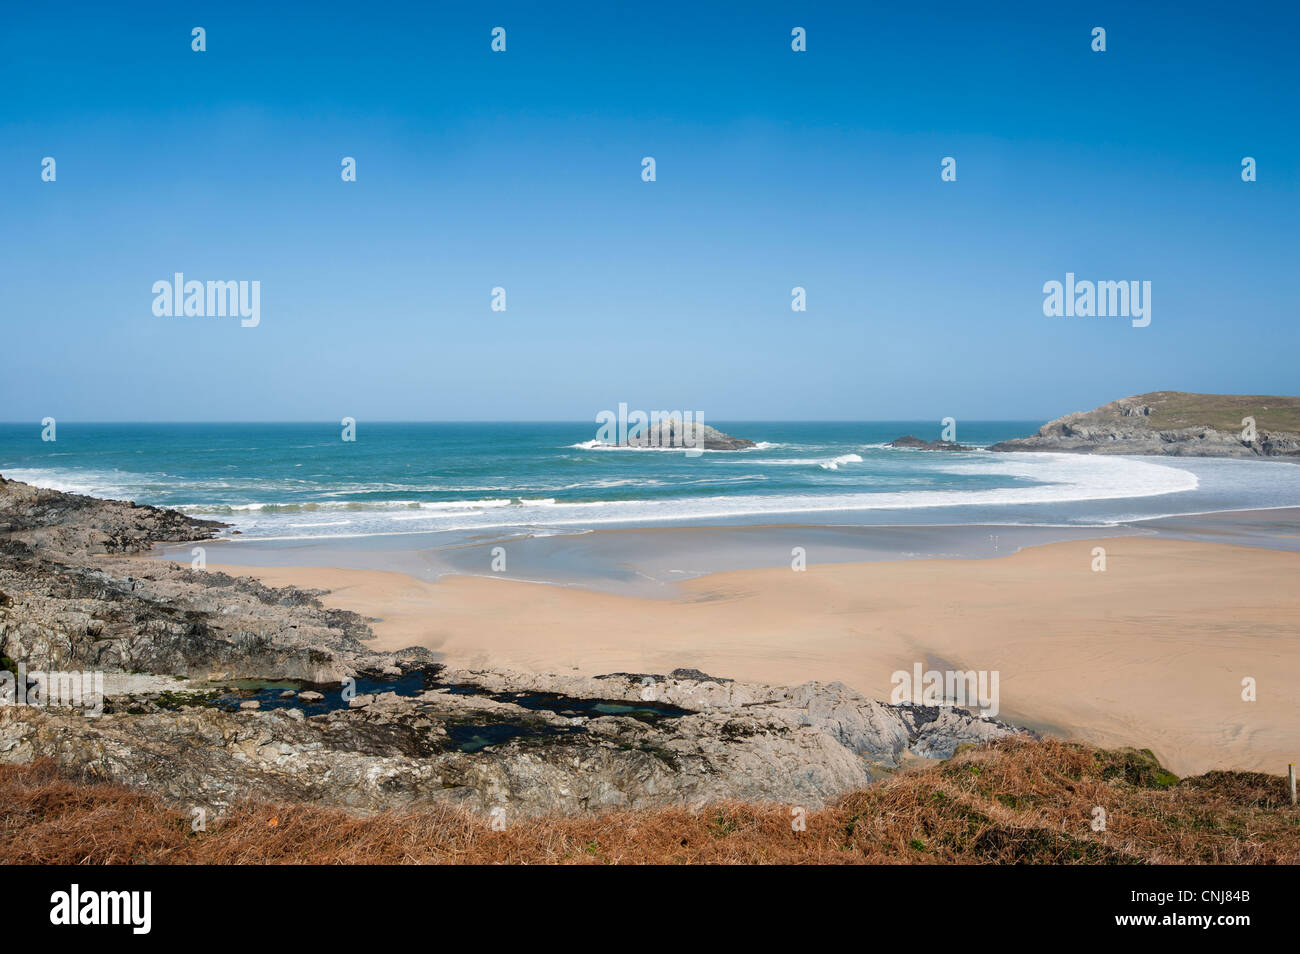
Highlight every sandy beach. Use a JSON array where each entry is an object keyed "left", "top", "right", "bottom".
[{"left": 213, "top": 532, "right": 1300, "bottom": 777}]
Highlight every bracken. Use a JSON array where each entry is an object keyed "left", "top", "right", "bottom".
[{"left": 1, "top": 737, "right": 1295, "bottom": 865}]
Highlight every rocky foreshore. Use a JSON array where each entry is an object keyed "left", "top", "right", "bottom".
[
  {"left": 0, "top": 474, "right": 1024, "bottom": 816},
  {"left": 989, "top": 391, "right": 1300, "bottom": 459}
]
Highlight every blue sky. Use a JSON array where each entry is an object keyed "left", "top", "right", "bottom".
[{"left": 1, "top": 0, "right": 1296, "bottom": 421}]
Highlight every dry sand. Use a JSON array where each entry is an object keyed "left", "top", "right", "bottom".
[{"left": 213, "top": 536, "right": 1300, "bottom": 776}]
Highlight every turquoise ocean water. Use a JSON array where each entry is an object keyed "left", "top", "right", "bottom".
[{"left": 3, "top": 422, "right": 1299, "bottom": 541}]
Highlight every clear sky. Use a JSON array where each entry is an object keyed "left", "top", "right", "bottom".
[{"left": 2, "top": 0, "right": 1296, "bottom": 421}]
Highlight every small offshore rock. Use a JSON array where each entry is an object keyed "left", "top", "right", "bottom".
[{"left": 887, "top": 435, "right": 966, "bottom": 451}]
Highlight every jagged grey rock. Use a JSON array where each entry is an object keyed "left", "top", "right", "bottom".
[
  {"left": 989, "top": 392, "right": 1300, "bottom": 459},
  {"left": 0, "top": 670, "right": 1025, "bottom": 816},
  {"left": 618, "top": 419, "right": 755, "bottom": 451},
  {"left": 887, "top": 435, "right": 967, "bottom": 452}
]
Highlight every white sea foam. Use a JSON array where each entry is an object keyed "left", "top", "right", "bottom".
[
  {"left": 566, "top": 442, "right": 732, "bottom": 453},
  {"left": 180, "top": 453, "right": 1215, "bottom": 540},
  {"left": 1, "top": 469, "right": 136, "bottom": 499},
  {"left": 559, "top": 478, "right": 661, "bottom": 490},
  {"left": 734, "top": 455, "right": 857, "bottom": 468},
  {"left": 14, "top": 454, "right": 1300, "bottom": 544},
  {"left": 819, "top": 454, "right": 864, "bottom": 471},
  {"left": 569, "top": 442, "right": 689, "bottom": 453},
  {"left": 416, "top": 499, "right": 513, "bottom": 510}
]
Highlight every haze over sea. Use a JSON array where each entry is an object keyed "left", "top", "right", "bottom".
[{"left": 4, "top": 422, "right": 1300, "bottom": 545}]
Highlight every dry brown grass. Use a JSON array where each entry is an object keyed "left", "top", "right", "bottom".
[{"left": 2, "top": 738, "right": 1296, "bottom": 864}]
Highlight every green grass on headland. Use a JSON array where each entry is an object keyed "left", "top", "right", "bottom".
[{"left": 1106, "top": 392, "right": 1300, "bottom": 433}]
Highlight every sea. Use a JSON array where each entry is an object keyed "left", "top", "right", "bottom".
[{"left": 3, "top": 422, "right": 1300, "bottom": 545}]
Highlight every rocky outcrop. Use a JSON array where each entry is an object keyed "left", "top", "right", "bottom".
[
  {"left": 0, "top": 475, "right": 1026, "bottom": 817},
  {"left": 989, "top": 392, "right": 1300, "bottom": 459},
  {"left": 619, "top": 419, "right": 755, "bottom": 451},
  {"left": 0, "top": 473, "right": 227, "bottom": 556},
  {"left": 887, "top": 435, "right": 967, "bottom": 452},
  {"left": 0, "top": 667, "right": 1025, "bottom": 816},
  {"left": 0, "top": 556, "right": 418, "bottom": 682},
  {"left": 0, "top": 475, "right": 418, "bottom": 682}
]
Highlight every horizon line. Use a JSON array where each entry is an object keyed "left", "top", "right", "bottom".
[{"left": 0, "top": 418, "right": 1049, "bottom": 426}]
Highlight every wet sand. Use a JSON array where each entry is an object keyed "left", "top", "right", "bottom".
[{"left": 212, "top": 533, "right": 1300, "bottom": 777}]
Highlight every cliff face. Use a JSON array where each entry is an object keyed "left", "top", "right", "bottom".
[{"left": 989, "top": 392, "right": 1300, "bottom": 459}]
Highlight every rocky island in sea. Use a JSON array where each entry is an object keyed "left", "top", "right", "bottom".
[
  {"left": 616, "top": 418, "right": 756, "bottom": 451},
  {"left": 887, "top": 435, "right": 967, "bottom": 451},
  {"left": 989, "top": 391, "right": 1300, "bottom": 459}
]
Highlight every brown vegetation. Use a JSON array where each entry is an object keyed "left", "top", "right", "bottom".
[{"left": 2, "top": 738, "right": 1295, "bottom": 864}]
